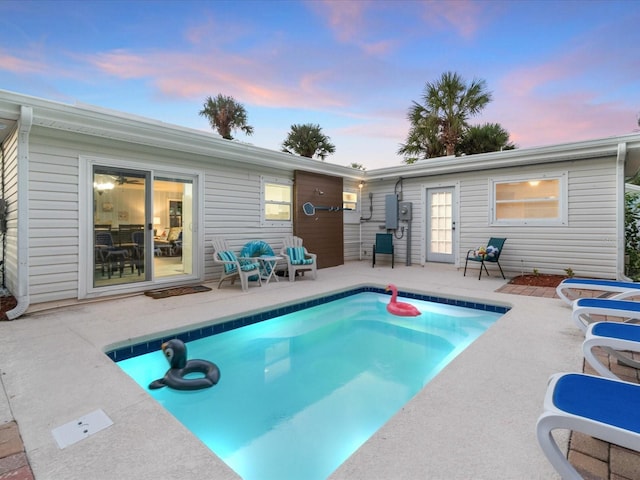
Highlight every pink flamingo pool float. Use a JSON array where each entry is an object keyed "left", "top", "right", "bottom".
[{"left": 385, "top": 284, "right": 421, "bottom": 317}]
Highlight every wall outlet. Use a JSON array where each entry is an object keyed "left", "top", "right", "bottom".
[{"left": 363, "top": 250, "right": 367, "bottom": 255}]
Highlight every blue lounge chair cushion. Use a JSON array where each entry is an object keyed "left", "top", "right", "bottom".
[
  {"left": 557, "top": 277, "right": 640, "bottom": 305},
  {"left": 575, "top": 298, "right": 640, "bottom": 314},
  {"left": 591, "top": 322, "right": 640, "bottom": 342},
  {"left": 287, "top": 246, "right": 313, "bottom": 265},
  {"left": 561, "top": 278, "right": 640, "bottom": 290},
  {"left": 552, "top": 373, "right": 640, "bottom": 434}
]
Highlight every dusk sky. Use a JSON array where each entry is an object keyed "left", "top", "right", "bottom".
[{"left": 1, "top": 0, "right": 639, "bottom": 170}]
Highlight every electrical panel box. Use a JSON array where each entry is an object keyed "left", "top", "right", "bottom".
[
  {"left": 385, "top": 194, "right": 398, "bottom": 230},
  {"left": 399, "top": 201, "right": 412, "bottom": 221}
]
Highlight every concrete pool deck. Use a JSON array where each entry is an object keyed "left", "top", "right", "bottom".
[{"left": 0, "top": 262, "right": 609, "bottom": 479}]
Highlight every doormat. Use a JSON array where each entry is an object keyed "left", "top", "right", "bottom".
[{"left": 144, "top": 285, "right": 212, "bottom": 299}]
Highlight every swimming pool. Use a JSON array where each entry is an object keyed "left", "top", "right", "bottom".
[{"left": 113, "top": 287, "right": 506, "bottom": 480}]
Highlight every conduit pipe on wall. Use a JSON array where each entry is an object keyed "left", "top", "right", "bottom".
[{"left": 5, "top": 106, "right": 32, "bottom": 320}]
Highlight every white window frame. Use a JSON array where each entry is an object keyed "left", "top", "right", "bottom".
[
  {"left": 343, "top": 188, "right": 361, "bottom": 224},
  {"left": 260, "top": 176, "right": 293, "bottom": 227},
  {"left": 489, "top": 171, "right": 568, "bottom": 226}
]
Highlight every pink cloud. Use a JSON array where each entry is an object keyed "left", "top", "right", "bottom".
[
  {"left": 307, "top": 0, "right": 397, "bottom": 56},
  {"left": 482, "top": 91, "right": 635, "bottom": 149},
  {"left": 420, "top": 0, "right": 487, "bottom": 39},
  {"left": 310, "top": 0, "right": 369, "bottom": 43},
  {"left": 84, "top": 49, "right": 346, "bottom": 110},
  {"left": 0, "top": 50, "right": 48, "bottom": 74},
  {"left": 490, "top": 40, "right": 638, "bottom": 148}
]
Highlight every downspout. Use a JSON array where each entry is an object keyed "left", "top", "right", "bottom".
[
  {"left": 617, "top": 142, "right": 631, "bottom": 281},
  {"left": 5, "top": 106, "right": 32, "bottom": 320}
]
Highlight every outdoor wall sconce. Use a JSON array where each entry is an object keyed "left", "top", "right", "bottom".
[
  {"left": 314, "top": 188, "right": 325, "bottom": 195},
  {"left": 358, "top": 180, "right": 365, "bottom": 189}
]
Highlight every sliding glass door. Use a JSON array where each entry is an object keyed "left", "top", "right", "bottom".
[
  {"left": 93, "top": 167, "right": 149, "bottom": 287},
  {"left": 91, "top": 164, "right": 197, "bottom": 290},
  {"left": 153, "top": 176, "right": 193, "bottom": 279}
]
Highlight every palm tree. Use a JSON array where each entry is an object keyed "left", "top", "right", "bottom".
[
  {"left": 398, "top": 106, "right": 446, "bottom": 164},
  {"left": 456, "top": 123, "right": 516, "bottom": 155},
  {"left": 400, "top": 71, "right": 492, "bottom": 159},
  {"left": 281, "top": 123, "right": 336, "bottom": 160},
  {"left": 199, "top": 94, "right": 254, "bottom": 140}
]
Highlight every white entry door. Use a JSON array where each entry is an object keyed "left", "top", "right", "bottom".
[{"left": 426, "top": 187, "right": 455, "bottom": 263}]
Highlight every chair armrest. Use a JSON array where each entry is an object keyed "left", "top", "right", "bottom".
[{"left": 213, "top": 255, "right": 239, "bottom": 266}]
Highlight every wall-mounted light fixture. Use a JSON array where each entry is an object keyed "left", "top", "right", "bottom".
[
  {"left": 358, "top": 180, "right": 365, "bottom": 189},
  {"left": 314, "top": 188, "right": 325, "bottom": 195}
]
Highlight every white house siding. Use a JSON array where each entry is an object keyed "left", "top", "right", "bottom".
[
  {"left": 2, "top": 128, "right": 18, "bottom": 296},
  {"left": 343, "top": 223, "right": 361, "bottom": 261},
  {"left": 202, "top": 162, "right": 294, "bottom": 279},
  {"left": 456, "top": 157, "right": 618, "bottom": 279},
  {"left": 360, "top": 155, "right": 619, "bottom": 279}
]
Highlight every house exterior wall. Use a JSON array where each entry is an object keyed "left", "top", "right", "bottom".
[
  {"left": 25, "top": 127, "right": 303, "bottom": 305},
  {"left": 2, "top": 128, "right": 18, "bottom": 295},
  {"left": 360, "top": 155, "right": 619, "bottom": 279}
]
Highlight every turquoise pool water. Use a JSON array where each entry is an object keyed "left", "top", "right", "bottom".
[{"left": 116, "top": 290, "right": 503, "bottom": 480}]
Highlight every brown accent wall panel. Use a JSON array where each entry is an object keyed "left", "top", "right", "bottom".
[{"left": 293, "top": 170, "right": 344, "bottom": 269}]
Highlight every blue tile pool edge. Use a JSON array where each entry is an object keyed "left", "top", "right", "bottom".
[{"left": 106, "top": 285, "right": 511, "bottom": 362}]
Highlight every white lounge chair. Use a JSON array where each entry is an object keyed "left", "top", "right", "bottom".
[
  {"left": 572, "top": 298, "right": 640, "bottom": 333},
  {"left": 536, "top": 372, "right": 640, "bottom": 480},
  {"left": 211, "top": 237, "right": 262, "bottom": 292},
  {"left": 556, "top": 278, "right": 640, "bottom": 306},
  {"left": 280, "top": 236, "right": 317, "bottom": 282},
  {"left": 583, "top": 321, "right": 640, "bottom": 376}
]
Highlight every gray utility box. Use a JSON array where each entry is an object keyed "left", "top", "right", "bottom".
[
  {"left": 385, "top": 194, "right": 398, "bottom": 230},
  {"left": 399, "top": 202, "right": 412, "bottom": 221}
]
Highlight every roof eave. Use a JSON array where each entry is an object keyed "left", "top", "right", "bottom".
[
  {"left": 0, "top": 90, "right": 364, "bottom": 180},
  {"left": 363, "top": 134, "right": 640, "bottom": 181}
]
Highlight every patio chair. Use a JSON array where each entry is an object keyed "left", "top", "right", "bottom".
[
  {"left": 463, "top": 237, "right": 506, "bottom": 280},
  {"left": 583, "top": 321, "right": 640, "bottom": 375},
  {"left": 211, "top": 236, "right": 262, "bottom": 292},
  {"left": 280, "top": 236, "right": 317, "bottom": 282},
  {"left": 131, "top": 230, "right": 145, "bottom": 275},
  {"left": 536, "top": 372, "right": 640, "bottom": 480},
  {"left": 372, "top": 233, "right": 394, "bottom": 268},
  {"left": 556, "top": 278, "right": 640, "bottom": 306},
  {"left": 571, "top": 298, "right": 640, "bottom": 333},
  {"left": 95, "top": 231, "right": 134, "bottom": 279}
]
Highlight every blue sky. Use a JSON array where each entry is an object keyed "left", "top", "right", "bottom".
[{"left": 1, "top": 0, "right": 639, "bottom": 169}]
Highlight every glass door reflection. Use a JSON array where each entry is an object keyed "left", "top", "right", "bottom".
[{"left": 93, "top": 167, "right": 148, "bottom": 287}]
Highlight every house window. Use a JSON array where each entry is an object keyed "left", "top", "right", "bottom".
[
  {"left": 343, "top": 191, "right": 358, "bottom": 212},
  {"left": 490, "top": 173, "right": 567, "bottom": 225},
  {"left": 343, "top": 189, "right": 361, "bottom": 224},
  {"left": 261, "top": 176, "right": 292, "bottom": 226}
]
